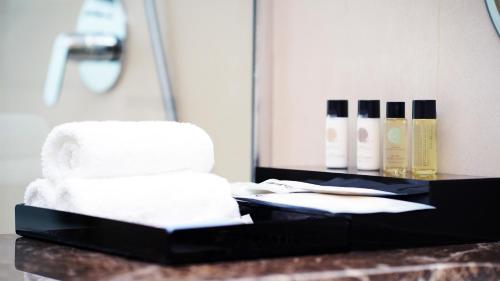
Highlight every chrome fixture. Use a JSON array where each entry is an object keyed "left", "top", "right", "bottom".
[
  {"left": 486, "top": 0, "right": 500, "bottom": 37},
  {"left": 145, "top": 0, "right": 177, "bottom": 121},
  {"left": 44, "top": 0, "right": 126, "bottom": 106}
]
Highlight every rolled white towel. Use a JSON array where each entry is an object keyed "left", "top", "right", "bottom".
[
  {"left": 41, "top": 121, "right": 214, "bottom": 180},
  {"left": 24, "top": 179, "right": 58, "bottom": 209},
  {"left": 25, "top": 172, "right": 243, "bottom": 229}
]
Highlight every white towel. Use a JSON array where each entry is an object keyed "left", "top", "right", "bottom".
[
  {"left": 25, "top": 172, "right": 244, "bottom": 229},
  {"left": 24, "top": 179, "right": 58, "bottom": 209},
  {"left": 41, "top": 121, "right": 214, "bottom": 180}
]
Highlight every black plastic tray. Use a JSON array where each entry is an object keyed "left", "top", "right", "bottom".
[
  {"left": 15, "top": 203, "right": 349, "bottom": 264},
  {"left": 256, "top": 167, "right": 500, "bottom": 247},
  {"left": 15, "top": 167, "right": 500, "bottom": 264}
]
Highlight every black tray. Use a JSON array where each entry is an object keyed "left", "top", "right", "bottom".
[
  {"left": 15, "top": 203, "right": 349, "bottom": 264},
  {"left": 256, "top": 167, "right": 500, "bottom": 247},
  {"left": 15, "top": 167, "right": 500, "bottom": 264}
]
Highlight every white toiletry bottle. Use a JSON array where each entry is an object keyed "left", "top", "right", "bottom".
[
  {"left": 357, "top": 100, "right": 381, "bottom": 170},
  {"left": 325, "top": 100, "right": 348, "bottom": 168}
]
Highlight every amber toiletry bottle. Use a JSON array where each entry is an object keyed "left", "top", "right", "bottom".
[{"left": 412, "top": 100, "right": 437, "bottom": 175}]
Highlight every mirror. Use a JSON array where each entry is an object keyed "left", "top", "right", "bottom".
[{"left": 486, "top": 0, "right": 500, "bottom": 36}]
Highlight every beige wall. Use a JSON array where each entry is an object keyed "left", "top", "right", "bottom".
[
  {"left": 256, "top": 0, "right": 500, "bottom": 177},
  {"left": 0, "top": 0, "right": 252, "bottom": 233},
  {"left": 161, "top": 0, "right": 253, "bottom": 182}
]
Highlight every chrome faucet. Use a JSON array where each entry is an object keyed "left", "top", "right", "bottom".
[
  {"left": 44, "top": 0, "right": 177, "bottom": 121},
  {"left": 44, "top": 0, "right": 126, "bottom": 106}
]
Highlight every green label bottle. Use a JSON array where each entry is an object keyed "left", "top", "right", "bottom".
[{"left": 384, "top": 102, "right": 407, "bottom": 176}]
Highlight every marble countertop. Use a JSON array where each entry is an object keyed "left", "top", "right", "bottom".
[{"left": 1, "top": 234, "right": 500, "bottom": 281}]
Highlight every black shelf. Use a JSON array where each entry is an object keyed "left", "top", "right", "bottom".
[{"left": 256, "top": 166, "right": 500, "bottom": 248}]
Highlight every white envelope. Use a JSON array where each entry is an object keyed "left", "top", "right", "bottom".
[{"left": 237, "top": 193, "right": 434, "bottom": 214}]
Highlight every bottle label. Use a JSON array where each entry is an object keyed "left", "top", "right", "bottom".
[
  {"left": 384, "top": 120, "right": 407, "bottom": 171},
  {"left": 326, "top": 117, "right": 348, "bottom": 168},
  {"left": 357, "top": 118, "right": 380, "bottom": 170},
  {"left": 412, "top": 119, "right": 437, "bottom": 173},
  {"left": 387, "top": 127, "right": 402, "bottom": 144}
]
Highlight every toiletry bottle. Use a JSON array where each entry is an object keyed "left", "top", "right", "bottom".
[
  {"left": 325, "top": 100, "right": 348, "bottom": 169},
  {"left": 357, "top": 100, "right": 380, "bottom": 170},
  {"left": 383, "top": 102, "right": 407, "bottom": 175},
  {"left": 412, "top": 100, "right": 437, "bottom": 175}
]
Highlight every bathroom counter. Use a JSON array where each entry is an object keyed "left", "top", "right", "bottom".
[{"left": 2, "top": 235, "right": 500, "bottom": 280}]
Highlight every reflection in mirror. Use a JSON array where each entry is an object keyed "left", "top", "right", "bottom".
[{"left": 486, "top": 0, "right": 500, "bottom": 36}]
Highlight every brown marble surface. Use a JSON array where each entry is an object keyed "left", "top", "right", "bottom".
[{"left": 1, "top": 234, "right": 500, "bottom": 281}]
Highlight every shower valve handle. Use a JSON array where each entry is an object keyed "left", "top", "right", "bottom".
[
  {"left": 42, "top": 0, "right": 127, "bottom": 107},
  {"left": 43, "top": 33, "right": 122, "bottom": 106}
]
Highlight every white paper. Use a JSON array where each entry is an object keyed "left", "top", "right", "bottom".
[
  {"left": 230, "top": 179, "right": 396, "bottom": 197},
  {"left": 237, "top": 193, "right": 434, "bottom": 214},
  {"left": 262, "top": 179, "right": 396, "bottom": 196}
]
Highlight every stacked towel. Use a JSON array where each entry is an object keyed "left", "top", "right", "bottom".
[
  {"left": 41, "top": 121, "right": 214, "bottom": 180},
  {"left": 25, "top": 121, "right": 246, "bottom": 230},
  {"left": 25, "top": 179, "right": 56, "bottom": 209},
  {"left": 26, "top": 172, "right": 241, "bottom": 229}
]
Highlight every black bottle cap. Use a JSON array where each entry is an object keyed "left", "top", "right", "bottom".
[
  {"left": 412, "top": 100, "right": 436, "bottom": 119},
  {"left": 327, "top": 100, "right": 348, "bottom": 117},
  {"left": 386, "top": 102, "right": 405, "bottom": 118},
  {"left": 358, "top": 100, "right": 380, "bottom": 118}
]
